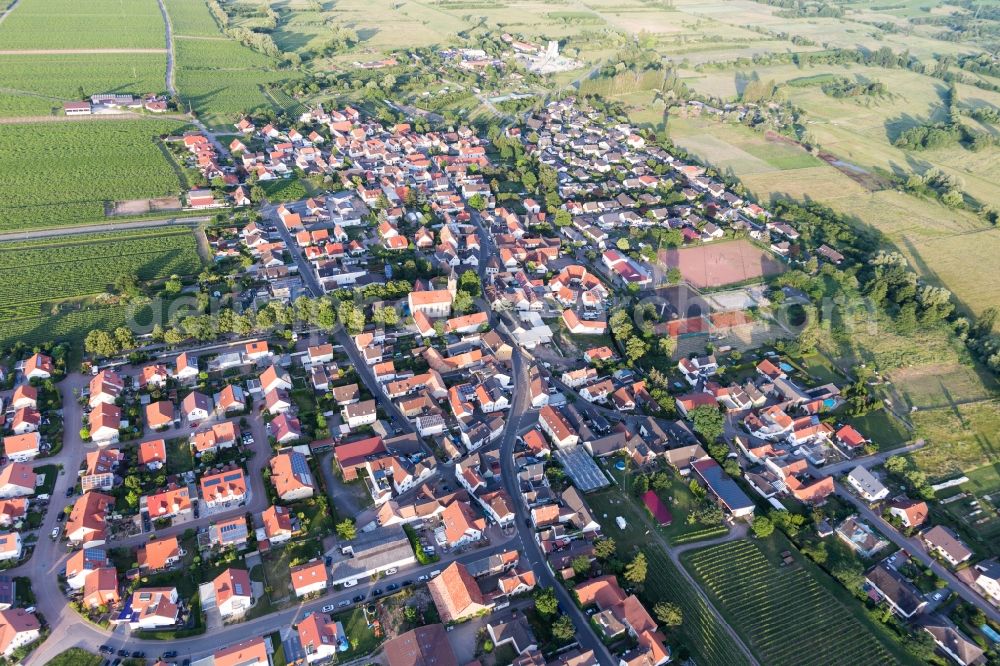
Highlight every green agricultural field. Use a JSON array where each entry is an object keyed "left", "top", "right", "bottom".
[
  {"left": 0, "top": 53, "right": 166, "bottom": 117},
  {"left": 171, "top": 31, "right": 301, "bottom": 129},
  {"left": 0, "top": 119, "right": 187, "bottom": 230},
  {"left": 0, "top": 227, "right": 202, "bottom": 348},
  {"left": 684, "top": 540, "right": 907, "bottom": 666},
  {"left": 0, "top": 0, "right": 165, "bottom": 49}
]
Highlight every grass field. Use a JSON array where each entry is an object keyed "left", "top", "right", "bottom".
[
  {"left": 585, "top": 488, "right": 750, "bottom": 665},
  {"left": 0, "top": 0, "right": 165, "bottom": 49},
  {"left": 684, "top": 540, "right": 906, "bottom": 666},
  {"left": 0, "top": 119, "right": 186, "bottom": 230},
  {"left": 0, "top": 227, "right": 202, "bottom": 348},
  {"left": 890, "top": 362, "right": 999, "bottom": 410},
  {"left": 46, "top": 649, "right": 102, "bottom": 666},
  {"left": 0, "top": 53, "right": 166, "bottom": 117},
  {"left": 910, "top": 400, "right": 1000, "bottom": 478}
]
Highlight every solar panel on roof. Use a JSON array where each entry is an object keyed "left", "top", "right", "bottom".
[
  {"left": 203, "top": 478, "right": 221, "bottom": 487},
  {"left": 223, "top": 472, "right": 243, "bottom": 482}
]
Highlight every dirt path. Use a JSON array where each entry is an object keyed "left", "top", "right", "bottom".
[
  {"left": 0, "top": 111, "right": 189, "bottom": 124},
  {"left": 0, "top": 48, "right": 167, "bottom": 54},
  {"left": 0, "top": 215, "right": 209, "bottom": 242}
]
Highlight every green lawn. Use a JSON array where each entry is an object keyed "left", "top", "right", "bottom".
[
  {"left": 33, "top": 464, "right": 59, "bottom": 496},
  {"left": 166, "top": 437, "right": 195, "bottom": 474},
  {"left": 598, "top": 462, "right": 728, "bottom": 545},
  {"left": 45, "top": 649, "right": 102, "bottom": 666},
  {"left": 840, "top": 408, "right": 910, "bottom": 451},
  {"left": 331, "top": 607, "right": 381, "bottom": 659},
  {"left": 260, "top": 539, "right": 323, "bottom": 601}
]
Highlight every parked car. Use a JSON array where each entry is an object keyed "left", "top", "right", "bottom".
[
  {"left": 50, "top": 527, "right": 60, "bottom": 540},
  {"left": 337, "top": 600, "right": 350, "bottom": 608},
  {"left": 387, "top": 583, "right": 398, "bottom": 591},
  {"left": 372, "top": 588, "right": 383, "bottom": 596},
  {"left": 342, "top": 579, "right": 357, "bottom": 588},
  {"left": 352, "top": 595, "right": 364, "bottom": 603},
  {"left": 162, "top": 652, "right": 178, "bottom": 659},
  {"left": 322, "top": 604, "right": 336, "bottom": 613},
  {"left": 385, "top": 567, "right": 397, "bottom": 575}
]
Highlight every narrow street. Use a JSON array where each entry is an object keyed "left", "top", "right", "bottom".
[{"left": 835, "top": 484, "right": 1000, "bottom": 625}]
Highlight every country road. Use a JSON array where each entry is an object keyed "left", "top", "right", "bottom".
[
  {"left": 155, "top": 0, "right": 176, "bottom": 96},
  {"left": 0, "top": 215, "right": 209, "bottom": 243}
]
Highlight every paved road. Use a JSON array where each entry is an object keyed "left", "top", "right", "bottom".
[
  {"left": 498, "top": 349, "right": 616, "bottom": 666},
  {"left": 808, "top": 440, "right": 926, "bottom": 478},
  {"left": 835, "top": 483, "right": 1000, "bottom": 625},
  {"left": 0, "top": 216, "right": 208, "bottom": 243},
  {"left": 263, "top": 199, "right": 416, "bottom": 437},
  {"left": 155, "top": 0, "right": 176, "bottom": 96}
]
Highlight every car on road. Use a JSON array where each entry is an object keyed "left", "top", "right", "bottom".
[
  {"left": 325, "top": 556, "right": 332, "bottom": 566},
  {"left": 118, "top": 649, "right": 129, "bottom": 657},
  {"left": 99, "top": 645, "right": 113, "bottom": 654},
  {"left": 372, "top": 588, "right": 383, "bottom": 596},
  {"left": 50, "top": 527, "right": 60, "bottom": 540},
  {"left": 65, "top": 487, "right": 75, "bottom": 497},
  {"left": 387, "top": 583, "right": 398, "bottom": 591},
  {"left": 337, "top": 600, "right": 351, "bottom": 608},
  {"left": 385, "top": 567, "right": 397, "bottom": 575},
  {"left": 417, "top": 574, "right": 429, "bottom": 582},
  {"left": 56, "top": 511, "right": 65, "bottom": 522},
  {"left": 352, "top": 595, "right": 364, "bottom": 603},
  {"left": 322, "top": 604, "right": 337, "bottom": 613},
  {"left": 342, "top": 579, "right": 357, "bottom": 588},
  {"left": 402, "top": 580, "right": 413, "bottom": 587},
  {"left": 132, "top": 651, "right": 144, "bottom": 658},
  {"left": 430, "top": 569, "right": 441, "bottom": 577},
  {"left": 162, "top": 652, "right": 178, "bottom": 659}
]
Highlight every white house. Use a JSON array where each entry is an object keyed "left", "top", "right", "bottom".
[{"left": 846, "top": 466, "right": 889, "bottom": 503}]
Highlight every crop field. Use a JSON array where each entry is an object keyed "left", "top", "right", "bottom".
[
  {"left": 0, "top": 227, "right": 202, "bottom": 347},
  {"left": 685, "top": 540, "right": 899, "bottom": 666},
  {"left": 585, "top": 489, "right": 750, "bottom": 666},
  {"left": 659, "top": 240, "right": 785, "bottom": 289},
  {"left": 0, "top": 53, "right": 166, "bottom": 117},
  {"left": 0, "top": 119, "right": 186, "bottom": 230},
  {"left": 0, "top": 0, "right": 165, "bottom": 50},
  {"left": 170, "top": 10, "right": 302, "bottom": 130}
]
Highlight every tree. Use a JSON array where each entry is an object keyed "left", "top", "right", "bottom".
[
  {"left": 654, "top": 601, "right": 683, "bottom": 627},
  {"left": 594, "top": 537, "right": 616, "bottom": 560},
  {"left": 624, "top": 552, "right": 648, "bottom": 585},
  {"left": 752, "top": 516, "right": 775, "bottom": 538},
  {"left": 689, "top": 404, "right": 725, "bottom": 444},
  {"left": 625, "top": 336, "right": 649, "bottom": 364},
  {"left": 453, "top": 290, "right": 474, "bottom": 314},
  {"left": 571, "top": 555, "right": 592, "bottom": 576},
  {"left": 113, "top": 326, "right": 136, "bottom": 351},
  {"left": 534, "top": 587, "right": 558, "bottom": 616},
  {"left": 554, "top": 209, "right": 572, "bottom": 227},
  {"left": 335, "top": 519, "right": 356, "bottom": 541},
  {"left": 884, "top": 456, "right": 908, "bottom": 474},
  {"left": 552, "top": 614, "right": 575, "bottom": 642},
  {"left": 657, "top": 336, "right": 676, "bottom": 358},
  {"left": 84, "top": 330, "right": 119, "bottom": 358},
  {"left": 468, "top": 194, "right": 487, "bottom": 211}
]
